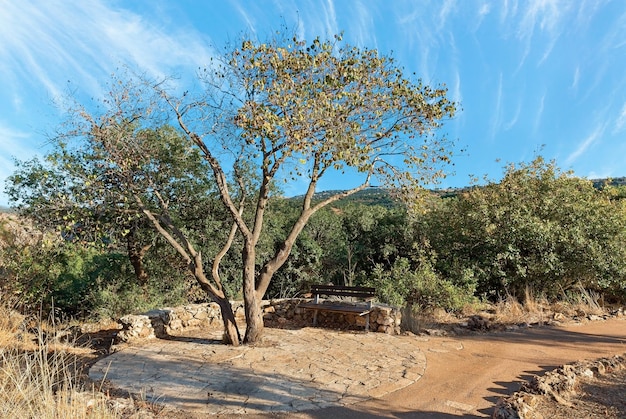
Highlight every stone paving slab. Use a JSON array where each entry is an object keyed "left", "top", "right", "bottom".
[{"left": 90, "top": 327, "right": 426, "bottom": 415}]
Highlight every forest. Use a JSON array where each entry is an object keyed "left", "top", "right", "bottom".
[{"left": 2, "top": 157, "right": 626, "bottom": 323}]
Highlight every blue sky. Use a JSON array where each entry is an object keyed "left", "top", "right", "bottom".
[{"left": 2, "top": 0, "right": 626, "bottom": 205}]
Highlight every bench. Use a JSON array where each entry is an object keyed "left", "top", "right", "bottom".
[{"left": 299, "top": 285, "right": 377, "bottom": 332}]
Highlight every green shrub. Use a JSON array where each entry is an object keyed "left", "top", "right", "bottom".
[
  {"left": 365, "top": 257, "right": 476, "bottom": 311},
  {"left": 421, "top": 157, "right": 626, "bottom": 302}
]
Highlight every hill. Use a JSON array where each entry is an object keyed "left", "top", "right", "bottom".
[{"left": 293, "top": 176, "right": 626, "bottom": 208}]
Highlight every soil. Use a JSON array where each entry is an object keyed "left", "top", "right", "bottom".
[
  {"left": 74, "top": 311, "right": 626, "bottom": 418},
  {"left": 528, "top": 367, "right": 626, "bottom": 418}
]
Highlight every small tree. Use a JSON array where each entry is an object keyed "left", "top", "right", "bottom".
[
  {"left": 9, "top": 31, "right": 457, "bottom": 344},
  {"left": 167, "top": 32, "right": 457, "bottom": 343}
]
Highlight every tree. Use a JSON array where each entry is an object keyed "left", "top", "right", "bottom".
[
  {"left": 423, "top": 157, "right": 626, "bottom": 300},
  {"left": 167, "top": 32, "right": 457, "bottom": 343},
  {"left": 5, "top": 126, "right": 236, "bottom": 319},
  {"left": 7, "top": 157, "right": 160, "bottom": 286},
  {"left": 10, "top": 30, "right": 457, "bottom": 344}
]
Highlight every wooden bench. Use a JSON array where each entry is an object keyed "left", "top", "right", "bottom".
[{"left": 299, "top": 285, "right": 377, "bottom": 331}]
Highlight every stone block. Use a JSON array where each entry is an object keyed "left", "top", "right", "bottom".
[
  {"left": 168, "top": 319, "right": 183, "bottom": 331},
  {"left": 379, "top": 315, "right": 394, "bottom": 326}
]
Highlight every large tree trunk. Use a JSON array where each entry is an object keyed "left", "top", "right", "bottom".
[
  {"left": 192, "top": 265, "right": 241, "bottom": 346},
  {"left": 126, "top": 228, "right": 150, "bottom": 286},
  {"left": 214, "top": 296, "right": 241, "bottom": 345},
  {"left": 242, "top": 243, "right": 264, "bottom": 343}
]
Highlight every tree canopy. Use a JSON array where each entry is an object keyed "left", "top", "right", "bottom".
[
  {"left": 6, "top": 30, "right": 458, "bottom": 344},
  {"left": 421, "top": 157, "right": 626, "bottom": 300}
]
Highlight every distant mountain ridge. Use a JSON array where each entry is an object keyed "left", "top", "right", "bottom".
[
  {"left": 591, "top": 176, "right": 626, "bottom": 188},
  {"left": 304, "top": 176, "right": 626, "bottom": 207}
]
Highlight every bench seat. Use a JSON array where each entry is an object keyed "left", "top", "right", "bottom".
[{"left": 300, "top": 285, "right": 376, "bottom": 331}]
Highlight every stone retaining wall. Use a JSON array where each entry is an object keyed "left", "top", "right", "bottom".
[
  {"left": 493, "top": 354, "right": 626, "bottom": 418},
  {"left": 116, "top": 299, "right": 402, "bottom": 343}
]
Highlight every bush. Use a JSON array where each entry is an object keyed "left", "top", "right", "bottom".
[
  {"left": 0, "top": 228, "right": 99, "bottom": 317},
  {"left": 0, "top": 221, "right": 192, "bottom": 320},
  {"left": 86, "top": 253, "right": 190, "bottom": 319},
  {"left": 422, "top": 157, "right": 626, "bottom": 302},
  {"left": 365, "top": 257, "right": 477, "bottom": 311}
]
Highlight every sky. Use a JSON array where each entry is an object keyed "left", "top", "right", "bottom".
[{"left": 1, "top": 0, "right": 626, "bottom": 206}]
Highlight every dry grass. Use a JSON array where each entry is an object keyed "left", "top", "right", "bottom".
[
  {"left": 402, "top": 285, "right": 612, "bottom": 334},
  {"left": 0, "top": 304, "right": 120, "bottom": 419},
  {"left": 554, "top": 284, "right": 606, "bottom": 317},
  {"left": 492, "top": 287, "right": 551, "bottom": 324}
]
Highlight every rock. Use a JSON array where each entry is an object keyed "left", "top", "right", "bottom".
[
  {"left": 168, "top": 319, "right": 182, "bottom": 331},
  {"left": 378, "top": 316, "right": 393, "bottom": 326},
  {"left": 424, "top": 328, "right": 448, "bottom": 337},
  {"left": 116, "top": 314, "right": 155, "bottom": 343},
  {"left": 194, "top": 310, "right": 209, "bottom": 320},
  {"left": 355, "top": 316, "right": 367, "bottom": 327},
  {"left": 468, "top": 315, "right": 490, "bottom": 330}
]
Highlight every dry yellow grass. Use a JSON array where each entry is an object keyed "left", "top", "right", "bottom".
[
  {"left": 0, "top": 304, "right": 119, "bottom": 419},
  {"left": 402, "top": 285, "right": 611, "bottom": 334}
]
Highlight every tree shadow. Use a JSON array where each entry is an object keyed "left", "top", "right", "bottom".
[
  {"left": 468, "top": 322, "right": 626, "bottom": 348},
  {"left": 93, "top": 319, "right": 626, "bottom": 417},
  {"left": 89, "top": 336, "right": 402, "bottom": 416},
  {"left": 471, "top": 322, "right": 626, "bottom": 417}
]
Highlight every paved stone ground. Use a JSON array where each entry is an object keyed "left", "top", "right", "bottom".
[{"left": 90, "top": 327, "right": 426, "bottom": 415}]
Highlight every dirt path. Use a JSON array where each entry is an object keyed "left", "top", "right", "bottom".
[
  {"left": 288, "top": 318, "right": 626, "bottom": 418},
  {"left": 94, "top": 317, "right": 626, "bottom": 418}
]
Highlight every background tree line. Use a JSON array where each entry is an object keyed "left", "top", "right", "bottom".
[{"left": 3, "top": 156, "right": 626, "bottom": 321}]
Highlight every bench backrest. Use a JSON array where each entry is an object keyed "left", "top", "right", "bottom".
[{"left": 310, "top": 285, "right": 376, "bottom": 299}]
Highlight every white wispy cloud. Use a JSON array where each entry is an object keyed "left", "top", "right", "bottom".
[
  {"left": 489, "top": 73, "right": 504, "bottom": 140},
  {"left": 565, "top": 123, "right": 605, "bottom": 166},
  {"left": 284, "top": 0, "right": 340, "bottom": 42},
  {"left": 352, "top": 1, "right": 377, "bottom": 49},
  {"left": 452, "top": 70, "right": 462, "bottom": 106},
  {"left": 438, "top": 0, "right": 457, "bottom": 31},
  {"left": 233, "top": 0, "right": 258, "bottom": 35},
  {"left": 572, "top": 66, "right": 580, "bottom": 90},
  {"left": 500, "top": 0, "right": 571, "bottom": 70},
  {"left": 586, "top": 169, "right": 613, "bottom": 179},
  {"left": 533, "top": 92, "right": 545, "bottom": 135},
  {"left": 0, "top": 0, "right": 215, "bottom": 106},
  {"left": 472, "top": 2, "right": 491, "bottom": 31},
  {"left": 479, "top": 2, "right": 491, "bottom": 17},
  {"left": 613, "top": 102, "right": 626, "bottom": 134},
  {"left": 393, "top": 3, "right": 452, "bottom": 84},
  {"left": 504, "top": 100, "right": 522, "bottom": 131},
  {"left": 323, "top": 0, "right": 339, "bottom": 37},
  {"left": 594, "top": 6, "right": 626, "bottom": 56},
  {"left": 0, "top": 124, "right": 33, "bottom": 161},
  {"left": 537, "top": 35, "right": 558, "bottom": 66}
]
